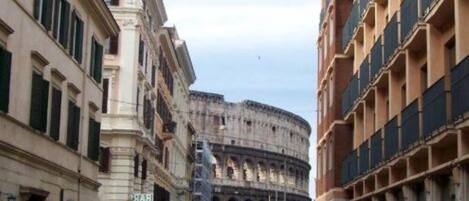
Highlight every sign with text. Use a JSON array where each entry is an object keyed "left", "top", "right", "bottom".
[{"left": 132, "top": 193, "right": 153, "bottom": 201}]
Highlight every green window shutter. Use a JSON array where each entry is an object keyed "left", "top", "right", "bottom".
[
  {"left": 68, "top": 11, "right": 76, "bottom": 55},
  {"left": 41, "top": 0, "right": 53, "bottom": 31},
  {"left": 74, "top": 18, "right": 84, "bottom": 64},
  {"left": 49, "top": 88, "right": 62, "bottom": 141},
  {"left": 67, "top": 101, "right": 80, "bottom": 150},
  {"left": 30, "top": 72, "right": 49, "bottom": 133},
  {"left": 52, "top": 0, "right": 60, "bottom": 38},
  {"left": 89, "top": 38, "right": 96, "bottom": 79},
  {"left": 0, "top": 47, "right": 12, "bottom": 113},
  {"left": 95, "top": 43, "right": 103, "bottom": 83},
  {"left": 87, "top": 118, "right": 95, "bottom": 160},
  {"left": 59, "top": 0, "right": 70, "bottom": 48},
  {"left": 34, "top": 0, "right": 41, "bottom": 20}
]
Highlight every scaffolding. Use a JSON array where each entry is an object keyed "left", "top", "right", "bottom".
[{"left": 192, "top": 140, "right": 213, "bottom": 201}]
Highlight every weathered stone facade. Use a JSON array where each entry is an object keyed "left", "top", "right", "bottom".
[{"left": 189, "top": 91, "right": 311, "bottom": 201}]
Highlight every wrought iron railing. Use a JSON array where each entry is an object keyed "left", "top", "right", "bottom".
[
  {"left": 422, "top": 78, "right": 447, "bottom": 138},
  {"left": 370, "top": 37, "right": 383, "bottom": 81},
  {"left": 451, "top": 56, "right": 469, "bottom": 120},
  {"left": 384, "top": 117, "right": 399, "bottom": 160},
  {"left": 370, "top": 130, "right": 382, "bottom": 169},
  {"left": 359, "top": 56, "right": 370, "bottom": 94},
  {"left": 401, "top": 100, "right": 420, "bottom": 151},
  {"left": 384, "top": 14, "right": 399, "bottom": 64},
  {"left": 400, "top": 0, "right": 419, "bottom": 43},
  {"left": 359, "top": 140, "right": 369, "bottom": 175}
]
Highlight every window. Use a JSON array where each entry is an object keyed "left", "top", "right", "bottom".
[
  {"left": 104, "top": 0, "right": 119, "bottom": 6},
  {"left": 142, "top": 159, "right": 147, "bottom": 180},
  {"left": 102, "top": 78, "right": 109, "bottom": 113},
  {"left": 87, "top": 117, "right": 101, "bottom": 160},
  {"left": 134, "top": 154, "right": 139, "bottom": 177},
  {"left": 34, "top": 0, "right": 53, "bottom": 31},
  {"left": 159, "top": 54, "right": 174, "bottom": 95},
  {"left": 66, "top": 100, "right": 80, "bottom": 150},
  {"left": 157, "top": 91, "right": 172, "bottom": 123},
  {"left": 151, "top": 65, "right": 157, "bottom": 87},
  {"left": 49, "top": 87, "right": 62, "bottom": 141},
  {"left": 143, "top": 95, "right": 154, "bottom": 129},
  {"left": 99, "top": 147, "right": 111, "bottom": 173},
  {"left": 105, "top": 34, "right": 119, "bottom": 55},
  {"left": 52, "top": 0, "right": 70, "bottom": 47},
  {"left": 138, "top": 38, "right": 144, "bottom": 66},
  {"left": 69, "top": 11, "right": 84, "bottom": 63},
  {"left": 0, "top": 46, "right": 12, "bottom": 113},
  {"left": 30, "top": 71, "right": 49, "bottom": 133},
  {"left": 164, "top": 147, "right": 169, "bottom": 169},
  {"left": 90, "top": 37, "right": 103, "bottom": 83}
]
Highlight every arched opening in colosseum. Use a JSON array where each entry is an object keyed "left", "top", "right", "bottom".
[
  {"left": 243, "top": 159, "right": 255, "bottom": 181},
  {"left": 270, "top": 163, "right": 278, "bottom": 183},
  {"left": 279, "top": 165, "right": 285, "bottom": 184},
  {"left": 295, "top": 170, "right": 300, "bottom": 187},
  {"left": 212, "top": 155, "right": 222, "bottom": 178},
  {"left": 288, "top": 167, "right": 295, "bottom": 186},
  {"left": 227, "top": 157, "right": 240, "bottom": 180},
  {"left": 257, "top": 161, "right": 267, "bottom": 182},
  {"left": 212, "top": 196, "right": 220, "bottom": 201}
]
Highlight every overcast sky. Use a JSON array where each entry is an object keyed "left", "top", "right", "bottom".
[{"left": 164, "top": 0, "right": 321, "bottom": 196}]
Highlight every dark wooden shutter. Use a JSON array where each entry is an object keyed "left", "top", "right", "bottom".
[
  {"left": 102, "top": 79, "right": 109, "bottom": 113},
  {"left": 99, "top": 147, "right": 111, "bottom": 172},
  {"left": 59, "top": 0, "right": 70, "bottom": 48},
  {"left": 34, "top": 0, "right": 41, "bottom": 20},
  {"left": 74, "top": 17, "right": 83, "bottom": 63},
  {"left": 138, "top": 38, "right": 144, "bottom": 65},
  {"left": 90, "top": 38, "right": 97, "bottom": 78},
  {"left": 87, "top": 118, "right": 100, "bottom": 161},
  {"left": 67, "top": 101, "right": 80, "bottom": 150},
  {"left": 49, "top": 88, "right": 62, "bottom": 140},
  {"left": 52, "top": 0, "right": 60, "bottom": 38},
  {"left": 95, "top": 43, "right": 103, "bottom": 83},
  {"left": 142, "top": 159, "right": 147, "bottom": 180},
  {"left": 151, "top": 65, "right": 156, "bottom": 87},
  {"left": 0, "top": 47, "right": 12, "bottom": 113},
  {"left": 30, "top": 72, "right": 49, "bottom": 133},
  {"left": 41, "top": 0, "right": 53, "bottom": 31},
  {"left": 109, "top": 35, "right": 119, "bottom": 55},
  {"left": 134, "top": 154, "right": 139, "bottom": 177},
  {"left": 69, "top": 11, "right": 76, "bottom": 55}
]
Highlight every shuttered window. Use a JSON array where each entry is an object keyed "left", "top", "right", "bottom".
[
  {"left": 142, "top": 159, "right": 147, "bottom": 180},
  {"left": 99, "top": 147, "right": 111, "bottom": 172},
  {"left": 102, "top": 79, "right": 109, "bottom": 113},
  {"left": 66, "top": 101, "right": 80, "bottom": 150},
  {"left": 90, "top": 37, "right": 103, "bottom": 83},
  {"left": 134, "top": 154, "right": 139, "bottom": 177},
  {"left": 69, "top": 11, "right": 84, "bottom": 64},
  {"left": 49, "top": 88, "right": 62, "bottom": 141},
  {"left": 106, "top": 34, "right": 119, "bottom": 55},
  {"left": 138, "top": 38, "right": 144, "bottom": 66},
  {"left": 29, "top": 72, "right": 49, "bottom": 133},
  {"left": 34, "top": 0, "right": 53, "bottom": 31},
  {"left": 0, "top": 47, "right": 12, "bottom": 113},
  {"left": 87, "top": 118, "right": 101, "bottom": 161}
]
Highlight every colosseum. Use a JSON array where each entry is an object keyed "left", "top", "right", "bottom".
[{"left": 189, "top": 91, "right": 311, "bottom": 201}]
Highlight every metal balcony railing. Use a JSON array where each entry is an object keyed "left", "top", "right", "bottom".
[
  {"left": 342, "top": 73, "right": 360, "bottom": 117},
  {"left": 342, "top": 1, "right": 360, "bottom": 51},
  {"left": 400, "top": 0, "right": 419, "bottom": 43},
  {"left": 423, "top": 78, "right": 447, "bottom": 138},
  {"left": 360, "top": 0, "right": 370, "bottom": 17},
  {"left": 341, "top": 149, "right": 359, "bottom": 185},
  {"left": 384, "top": 14, "right": 399, "bottom": 64},
  {"left": 370, "top": 37, "right": 383, "bottom": 81},
  {"left": 359, "top": 140, "right": 369, "bottom": 175},
  {"left": 359, "top": 56, "right": 370, "bottom": 94},
  {"left": 421, "top": 0, "right": 437, "bottom": 17},
  {"left": 451, "top": 56, "right": 469, "bottom": 120},
  {"left": 370, "top": 130, "right": 382, "bottom": 169},
  {"left": 384, "top": 117, "right": 399, "bottom": 160},
  {"left": 401, "top": 100, "right": 420, "bottom": 151},
  {"left": 350, "top": 73, "right": 360, "bottom": 106}
]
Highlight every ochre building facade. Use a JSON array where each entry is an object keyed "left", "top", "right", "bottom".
[
  {"left": 316, "top": 0, "right": 469, "bottom": 200},
  {"left": 189, "top": 91, "right": 311, "bottom": 201}
]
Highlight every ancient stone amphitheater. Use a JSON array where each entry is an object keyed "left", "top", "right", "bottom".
[{"left": 189, "top": 91, "right": 311, "bottom": 201}]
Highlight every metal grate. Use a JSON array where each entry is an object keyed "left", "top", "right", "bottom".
[
  {"left": 400, "top": 0, "right": 419, "bottom": 43},
  {"left": 401, "top": 100, "right": 420, "bottom": 151},
  {"left": 451, "top": 56, "right": 469, "bottom": 120},
  {"left": 384, "top": 117, "right": 399, "bottom": 160},
  {"left": 422, "top": 78, "right": 447, "bottom": 138},
  {"left": 384, "top": 14, "right": 399, "bottom": 64}
]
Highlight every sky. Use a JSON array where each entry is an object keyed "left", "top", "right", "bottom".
[{"left": 164, "top": 0, "right": 321, "bottom": 197}]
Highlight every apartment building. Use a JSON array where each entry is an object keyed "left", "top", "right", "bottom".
[
  {"left": 316, "top": 0, "right": 469, "bottom": 200},
  {"left": 0, "top": 0, "right": 118, "bottom": 200},
  {"left": 100, "top": 1, "right": 196, "bottom": 201}
]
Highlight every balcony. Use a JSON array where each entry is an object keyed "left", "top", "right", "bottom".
[
  {"left": 451, "top": 56, "right": 469, "bottom": 121},
  {"left": 421, "top": 0, "right": 437, "bottom": 17},
  {"left": 342, "top": 73, "right": 360, "bottom": 117},
  {"left": 401, "top": 100, "right": 420, "bottom": 151},
  {"left": 342, "top": 1, "right": 360, "bottom": 51},
  {"left": 359, "top": 140, "right": 369, "bottom": 175},
  {"left": 422, "top": 78, "right": 447, "bottom": 138},
  {"left": 384, "top": 117, "right": 399, "bottom": 161},
  {"left": 359, "top": 0, "right": 371, "bottom": 17},
  {"left": 359, "top": 57, "right": 370, "bottom": 94},
  {"left": 383, "top": 14, "right": 399, "bottom": 64},
  {"left": 162, "top": 121, "right": 177, "bottom": 140},
  {"left": 341, "top": 150, "right": 358, "bottom": 185},
  {"left": 370, "top": 130, "right": 382, "bottom": 169},
  {"left": 370, "top": 37, "right": 383, "bottom": 81},
  {"left": 400, "top": 0, "right": 419, "bottom": 43}
]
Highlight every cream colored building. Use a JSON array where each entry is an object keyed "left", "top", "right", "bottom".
[
  {"left": 100, "top": 1, "right": 196, "bottom": 201},
  {"left": 0, "top": 0, "right": 119, "bottom": 201}
]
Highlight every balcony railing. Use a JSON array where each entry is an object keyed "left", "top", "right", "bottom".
[
  {"left": 384, "top": 117, "right": 399, "bottom": 160},
  {"left": 423, "top": 78, "right": 447, "bottom": 138},
  {"left": 342, "top": 1, "right": 360, "bottom": 51},
  {"left": 359, "top": 57, "right": 370, "bottom": 94},
  {"left": 421, "top": 0, "right": 437, "bottom": 17},
  {"left": 370, "top": 130, "right": 382, "bottom": 169},
  {"left": 359, "top": 0, "right": 370, "bottom": 17},
  {"left": 451, "top": 56, "right": 469, "bottom": 120},
  {"left": 400, "top": 0, "right": 419, "bottom": 43},
  {"left": 384, "top": 14, "right": 399, "bottom": 64},
  {"left": 370, "top": 37, "right": 383, "bottom": 81},
  {"left": 401, "top": 100, "right": 420, "bottom": 151},
  {"left": 342, "top": 73, "right": 360, "bottom": 117},
  {"left": 359, "top": 140, "right": 369, "bottom": 175},
  {"left": 341, "top": 150, "right": 358, "bottom": 185}
]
